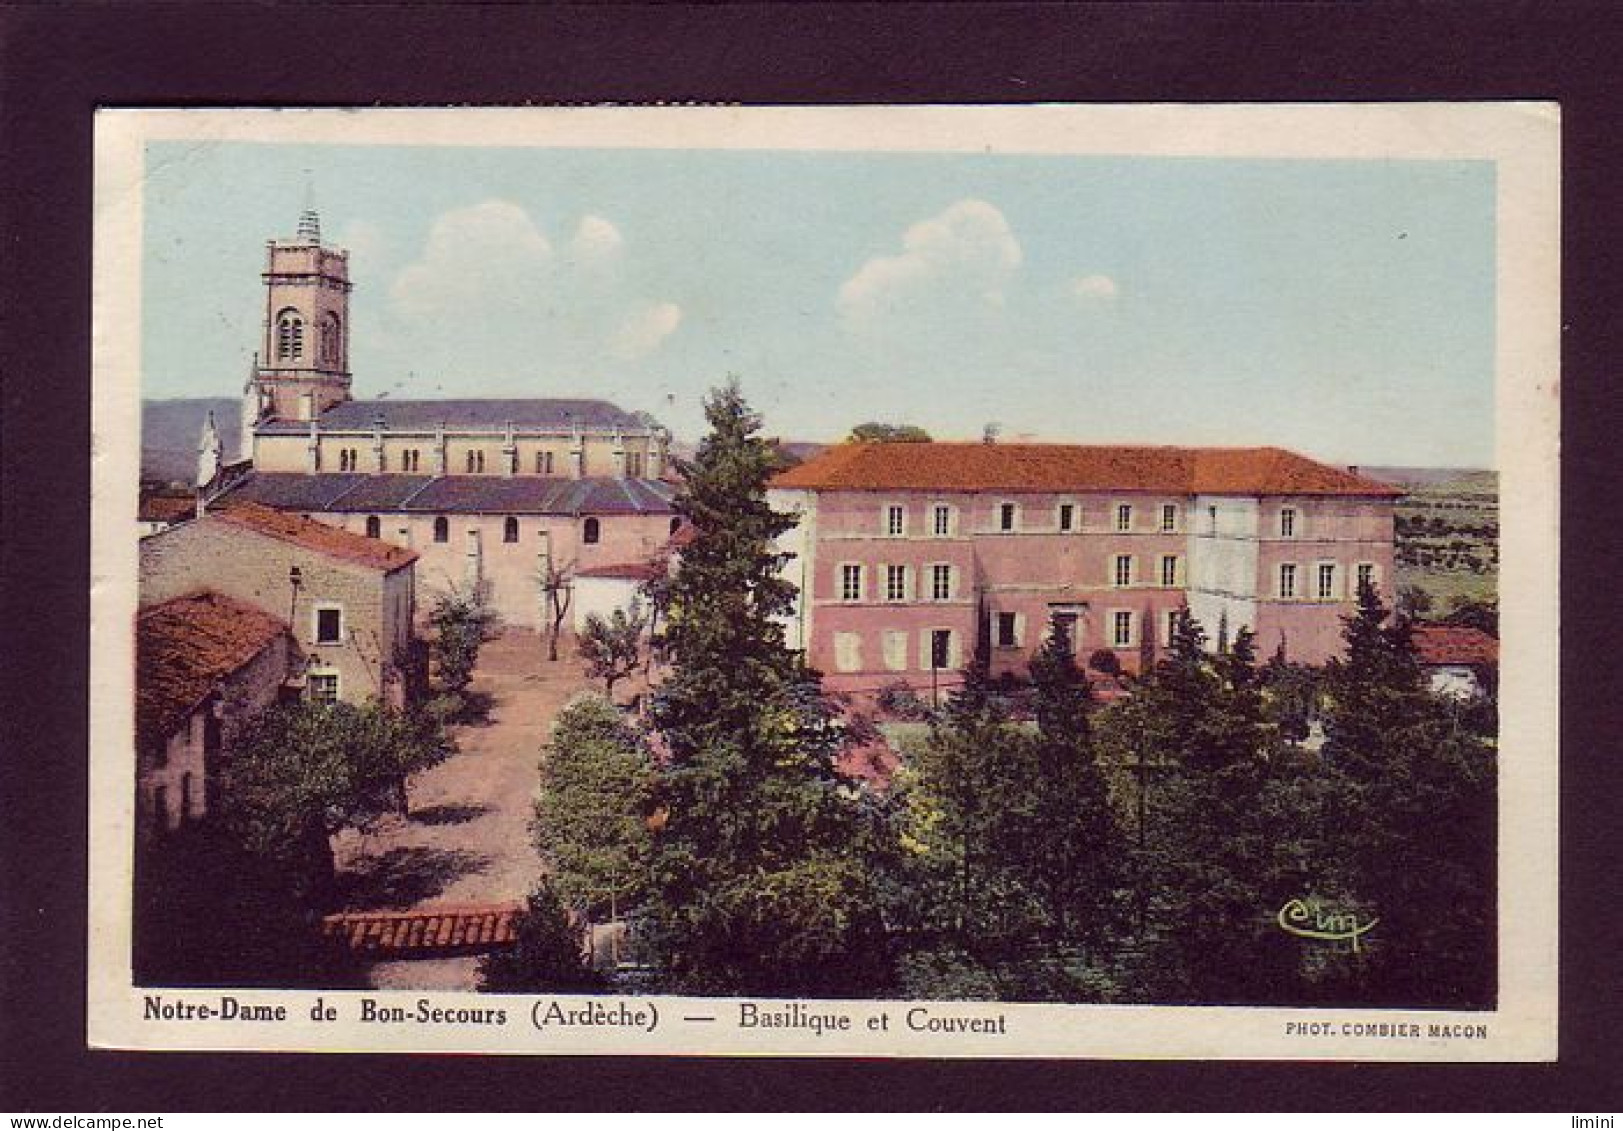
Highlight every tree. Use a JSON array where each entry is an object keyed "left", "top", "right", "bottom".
[
  {"left": 1319, "top": 581, "right": 1497, "bottom": 1007},
  {"left": 1396, "top": 583, "right": 1434, "bottom": 619},
  {"left": 1025, "top": 623, "right": 1123, "bottom": 952},
  {"left": 225, "top": 699, "right": 453, "bottom": 904},
  {"left": 538, "top": 556, "right": 574, "bottom": 662},
  {"left": 427, "top": 588, "right": 496, "bottom": 706},
  {"left": 533, "top": 694, "right": 656, "bottom": 921},
  {"left": 847, "top": 421, "right": 933, "bottom": 443},
  {"left": 578, "top": 602, "right": 647, "bottom": 699},
  {"left": 1443, "top": 594, "right": 1498, "bottom": 637},
  {"left": 479, "top": 882, "right": 604, "bottom": 993},
  {"left": 642, "top": 380, "right": 889, "bottom": 997}
]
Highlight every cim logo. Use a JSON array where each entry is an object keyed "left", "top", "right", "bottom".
[{"left": 1276, "top": 898, "right": 1379, "bottom": 952}]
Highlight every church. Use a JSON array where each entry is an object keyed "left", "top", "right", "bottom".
[{"left": 198, "top": 208, "right": 681, "bottom": 630}]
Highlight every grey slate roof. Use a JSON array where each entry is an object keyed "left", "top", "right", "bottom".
[
  {"left": 222, "top": 472, "right": 676, "bottom": 516},
  {"left": 256, "top": 398, "right": 648, "bottom": 434}
]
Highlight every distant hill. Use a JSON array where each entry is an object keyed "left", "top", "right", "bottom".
[
  {"left": 1359, "top": 466, "right": 1495, "bottom": 490},
  {"left": 143, "top": 398, "right": 239, "bottom": 485}
]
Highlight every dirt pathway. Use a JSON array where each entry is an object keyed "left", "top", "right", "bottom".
[{"left": 331, "top": 626, "right": 599, "bottom": 989}]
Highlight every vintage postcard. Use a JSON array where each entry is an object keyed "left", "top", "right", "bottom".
[{"left": 89, "top": 104, "right": 1559, "bottom": 1059}]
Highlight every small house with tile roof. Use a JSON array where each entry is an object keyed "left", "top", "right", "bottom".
[
  {"left": 140, "top": 503, "right": 419, "bottom": 709},
  {"left": 769, "top": 441, "right": 1399, "bottom": 699},
  {"left": 135, "top": 592, "right": 295, "bottom": 839},
  {"left": 1410, "top": 623, "right": 1499, "bottom": 699},
  {"left": 209, "top": 209, "right": 679, "bottom": 631}
]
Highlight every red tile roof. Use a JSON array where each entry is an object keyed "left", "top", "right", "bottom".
[
  {"left": 771, "top": 442, "right": 1401, "bottom": 497},
  {"left": 1411, "top": 624, "right": 1499, "bottom": 667},
  {"left": 139, "top": 493, "right": 196, "bottom": 524},
  {"left": 321, "top": 902, "right": 523, "bottom": 955},
  {"left": 136, "top": 592, "right": 289, "bottom": 751},
  {"left": 212, "top": 501, "right": 419, "bottom": 571}
]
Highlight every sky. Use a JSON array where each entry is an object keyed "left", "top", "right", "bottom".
[{"left": 140, "top": 140, "right": 1496, "bottom": 467}]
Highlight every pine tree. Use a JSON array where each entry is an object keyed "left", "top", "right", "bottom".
[
  {"left": 642, "top": 381, "right": 888, "bottom": 996},
  {"left": 1320, "top": 581, "right": 1497, "bottom": 1007},
  {"left": 479, "top": 882, "right": 604, "bottom": 993}
]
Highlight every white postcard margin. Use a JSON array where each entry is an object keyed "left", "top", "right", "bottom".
[{"left": 88, "top": 104, "right": 1560, "bottom": 1060}]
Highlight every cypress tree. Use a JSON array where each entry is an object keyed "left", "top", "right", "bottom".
[{"left": 642, "top": 381, "right": 887, "bottom": 996}]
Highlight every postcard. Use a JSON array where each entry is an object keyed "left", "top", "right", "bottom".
[{"left": 90, "top": 104, "right": 1559, "bottom": 1059}]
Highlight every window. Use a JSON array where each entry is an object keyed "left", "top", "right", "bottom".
[
  {"left": 1058, "top": 503, "right": 1075, "bottom": 532},
  {"left": 1166, "top": 609, "right": 1181, "bottom": 646},
  {"left": 1280, "top": 507, "right": 1297, "bottom": 538},
  {"left": 933, "top": 504, "right": 952, "bottom": 537},
  {"left": 1114, "top": 554, "right": 1133, "bottom": 587},
  {"left": 885, "top": 505, "right": 905, "bottom": 537},
  {"left": 1161, "top": 503, "right": 1179, "bottom": 533},
  {"left": 433, "top": 517, "right": 449, "bottom": 543},
  {"left": 1317, "top": 562, "right": 1337, "bottom": 600},
  {"left": 996, "top": 612, "right": 1019, "bottom": 649},
  {"left": 627, "top": 452, "right": 644, "bottom": 478},
  {"left": 999, "top": 502, "right": 1017, "bottom": 532},
  {"left": 315, "top": 606, "right": 343, "bottom": 645},
  {"left": 403, "top": 449, "right": 419, "bottom": 472},
  {"left": 1116, "top": 504, "right": 1133, "bottom": 532},
  {"left": 466, "top": 450, "right": 486, "bottom": 473},
  {"left": 1051, "top": 613, "right": 1078, "bottom": 657},
  {"left": 841, "top": 564, "right": 863, "bottom": 602},
  {"left": 365, "top": 516, "right": 381, "bottom": 539},
  {"left": 275, "top": 309, "right": 304, "bottom": 361},
  {"left": 1113, "top": 610, "right": 1134, "bottom": 648},
  {"left": 504, "top": 517, "right": 519, "bottom": 543},
  {"left": 885, "top": 564, "right": 907, "bottom": 602},
  {"left": 308, "top": 672, "right": 339, "bottom": 705},
  {"left": 882, "top": 630, "right": 909, "bottom": 672},
  {"left": 1208, "top": 505, "right": 1218, "bottom": 533},
  {"left": 1357, "top": 562, "right": 1376, "bottom": 594},
  {"left": 1279, "top": 563, "right": 1298, "bottom": 599},
  {"left": 834, "top": 632, "right": 863, "bottom": 673},
  {"left": 320, "top": 313, "right": 342, "bottom": 365},
  {"left": 1160, "top": 554, "right": 1179, "bottom": 587},
  {"left": 929, "top": 629, "right": 952, "bottom": 671},
  {"left": 583, "top": 517, "right": 600, "bottom": 545},
  {"left": 931, "top": 563, "right": 952, "bottom": 601}
]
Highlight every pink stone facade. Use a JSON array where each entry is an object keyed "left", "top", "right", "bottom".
[{"left": 772, "top": 483, "right": 1394, "bottom": 699}]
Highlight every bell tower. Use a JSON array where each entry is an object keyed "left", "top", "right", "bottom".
[{"left": 248, "top": 207, "right": 353, "bottom": 423}]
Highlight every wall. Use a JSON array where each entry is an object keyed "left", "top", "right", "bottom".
[
  {"left": 793, "top": 486, "right": 1397, "bottom": 698},
  {"left": 319, "top": 510, "right": 677, "bottom": 631},
  {"left": 138, "top": 632, "right": 291, "bottom": 840},
  {"left": 139, "top": 517, "right": 409, "bottom": 707},
  {"left": 252, "top": 429, "right": 663, "bottom": 478}
]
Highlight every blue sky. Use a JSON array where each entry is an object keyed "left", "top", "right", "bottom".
[{"left": 141, "top": 141, "right": 1495, "bottom": 467}]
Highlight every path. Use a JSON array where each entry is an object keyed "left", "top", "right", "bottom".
[{"left": 331, "top": 626, "right": 599, "bottom": 989}]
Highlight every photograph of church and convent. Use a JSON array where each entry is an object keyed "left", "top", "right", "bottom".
[{"left": 130, "top": 132, "right": 1500, "bottom": 1009}]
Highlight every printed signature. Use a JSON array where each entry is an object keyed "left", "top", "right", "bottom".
[{"left": 1276, "top": 898, "right": 1378, "bottom": 952}]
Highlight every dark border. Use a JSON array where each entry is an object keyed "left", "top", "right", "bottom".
[{"left": 2, "top": 0, "right": 1619, "bottom": 1113}]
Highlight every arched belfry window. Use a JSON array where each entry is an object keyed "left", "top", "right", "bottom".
[
  {"left": 583, "top": 517, "right": 601, "bottom": 545},
  {"left": 320, "top": 313, "right": 343, "bottom": 366},
  {"left": 275, "top": 309, "right": 305, "bottom": 361}
]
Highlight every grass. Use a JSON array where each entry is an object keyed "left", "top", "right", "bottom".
[{"left": 1394, "top": 471, "right": 1499, "bottom": 612}]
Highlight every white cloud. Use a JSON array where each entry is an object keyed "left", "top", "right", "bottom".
[
  {"left": 611, "top": 302, "right": 682, "bottom": 360},
  {"left": 568, "top": 214, "right": 625, "bottom": 269},
  {"left": 837, "top": 199, "right": 1023, "bottom": 326},
  {"left": 378, "top": 200, "right": 679, "bottom": 381},
  {"left": 1072, "top": 273, "right": 1119, "bottom": 301},
  {"left": 390, "top": 199, "right": 553, "bottom": 318}
]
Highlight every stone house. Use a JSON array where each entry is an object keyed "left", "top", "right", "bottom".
[
  {"left": 769, "top": 442, "right": 1399, "bottom": 700},
  {"left": 139, "top": 502, "right": 419, "bottom": 709},
  {"left": 135, "top": 592, "right": 293, "bottom": 840},
  {"left": 1410, "top": 623, "right": 1499, "bottom": 699}
]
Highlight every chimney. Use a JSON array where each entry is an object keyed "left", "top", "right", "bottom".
[{"left": 1347, "top": 465, "right": 1361, "bottom": 478}]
